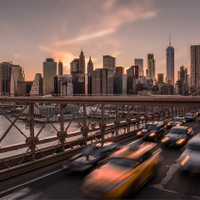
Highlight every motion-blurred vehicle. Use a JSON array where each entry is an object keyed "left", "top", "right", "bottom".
[
  {"left": 63, "top": 142, "right": 121, "bottom": 173},
  {"left": 177, "top": 133, "right": 200, "bottom": 173},
  {"left": 167, "top": 117, "right": 185, "bottom": 129},
  {"left": 161, "top": 126, "right": 193, "bottom": 147},
  {"left": 184, "top": 113, "right": 196, "bottom": 122},
  {"left": 82, "top": 139, "right": 162, "bottom": 199},
  {"left": 137, "top": 121, "right": 166, "bottom": 142},
  {"left": 197, "top": 110, "right": 200, "bottom": 116}
]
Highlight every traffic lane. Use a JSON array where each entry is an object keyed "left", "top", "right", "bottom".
[
  {"left": 2, "top": 170, "right": 86, "bottom": 200},
  {"left": 2, "top": 120, "right": 200, "bottom": 199},
  {"left": 132, "top": 119, "right": 200, "bottom": 199}
]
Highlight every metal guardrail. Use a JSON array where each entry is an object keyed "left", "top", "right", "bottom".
[{"left": 0, "top": 96, "right": 199, "bottom": 181}]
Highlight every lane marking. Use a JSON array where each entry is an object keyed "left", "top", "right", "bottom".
[
  {"left": 150, "top": 185, "right": 200, "bottom": 199},
  {"left": 0, "top": 168, "right": 63, "bottom": 196},
  {"left": 151, "top": 162, "right": 178, "bottom": 189},
  {"left": 150, "top": 185, "right": 178, "bottom": 194}
]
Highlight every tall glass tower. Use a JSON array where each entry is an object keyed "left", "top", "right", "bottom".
[
  {"left": 43, "top": 58, "right": 57, "bottom": 94},
  {"left": 166, "top": 36, "right": 174, "bottom": 85}
]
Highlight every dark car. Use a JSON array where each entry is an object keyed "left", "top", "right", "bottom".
[
  {"left": 161, "top": 126, "right": 193, "bottom": 147},
  {"left": 184, "top": 113, "right": 196, "bottom": 122},
  {"left": 177, "top": 133, "right": 200, "bottom": 173},
  {"left": 137, "top": 121, "right": 166, "bottom": 142},
  {"left": 62, "top": 142, "right": 121, "bottom": 173},
  {"left": 167, "top": 117, "right": 185, "bottom": 129}
]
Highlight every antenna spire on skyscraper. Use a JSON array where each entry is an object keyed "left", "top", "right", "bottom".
[{"left": 169, "top": 33, "right": 171, "bottom": 46}]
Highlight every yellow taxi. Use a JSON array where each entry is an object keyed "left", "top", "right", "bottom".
[{"left": 82, "top": 139, "right": 162, "bottom": 199}]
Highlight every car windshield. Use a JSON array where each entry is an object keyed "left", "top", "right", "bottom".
[
  {"left": 188, "top": 144, "right": 200, "bottom": 151},
  {"left": 169, "top": 128, "right": 187, "bottom": 135},
  {"left": 143, "top": 124, "right": 157, "bottom": 130},
  {"left": 104, "top": 158, "right": 137, "bottom": 168},
  {"left": 172, "top": 118, "right": 182, "bottom": 122}
]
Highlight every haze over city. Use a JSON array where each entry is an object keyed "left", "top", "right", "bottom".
[{"left": 0, "top": 0, "right": 200, "bottom": 81}]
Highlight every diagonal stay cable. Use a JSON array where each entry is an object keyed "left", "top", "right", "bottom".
[
  {"left": 65, "top": 104, "right": 82, "bottom": 132},
  {"left": 35, "top": 103, "right": 59, "bottom": 138},
  {"left": 87, "top": 104, "right": 100, "bottom": 126},
  {"left": 0, "top": 105, "right": 28, "bottom": 143},
  {"left": 104, "top": 104, "right": 115, "bottom": 121},
  {"left": 18, "top": 147, "right": 30, "bottom": 165},
  {"left": 35, "top": 145, "right": 45, "bottom": 158}
]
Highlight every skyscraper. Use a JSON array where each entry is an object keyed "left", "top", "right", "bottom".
[
  {"left": 10, "top": 64, "right": 25, "bottom": 96},
  {"left": 126, "top": 66, "right": 140, "bottom": 78},
  {"left": 116, "top": 66, "right": 124, "bottom": 74},
  {"left": 87, "top": 56, "right": 93, "bottom": 94},
  {"left": 58, "top": 61, "right": 63, "bottom": 75},
  {"left": 43, "top": 58, "right": 57, "bottom": 94},
  {"left": 79, "top": 49, "right": 85, "bottom": 74},
  {"left": 191, "top": 45, "right": 200, "bottom": 87},
  {"left": 147, "top": 54, "right": 155, "bottom": 81},
  {"left": 135, "top": 59, "right": 143, "bottom": 76},
  {"left": 166, "top": 37, "right": 174, "bottom": 85},
  {"left": 103, "top": 55, "right": 115, "bottom": 72},
  {"left": 30, "top": 73, "right": 43, "bottom": 96},
  {"left": 0, "top": 62, "right": 12, "bottom": 95},
  {"left": 87, "top": 56, "right": 93, "bottom": 75}
]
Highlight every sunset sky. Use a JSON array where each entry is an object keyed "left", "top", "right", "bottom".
[{"left": 0, "top": 0, "right": 200, "bottom": 81}]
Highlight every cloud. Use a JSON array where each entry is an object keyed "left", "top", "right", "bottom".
[
  {"left": 14, "top": 54, "right": 30, "bottom": 59},
  {"left": 45, "top": 0, "right": 157, "bottom": 48},
  {"left": 54, "top": 29, "right": 115, "bottom": 47}
]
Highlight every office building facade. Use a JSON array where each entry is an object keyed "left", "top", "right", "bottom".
[
  {"left": 58, "top": 61, "right": 63, "bottom": 75},
  {"left": 166, "top": 43, "right": 174, "bottom": 85},
  {"left": 30, "top": 73, "right": 43, "bottom": 96},
  {"left": 191, "top": 45, "right": 200, "bottom": 88},
  {"left": 147, "top": 54, "right": 155, "bottom": 81},
  {"left": 0, "top": 62, "right": 12, "bottom": 95},
  {"left": 43, "top": 58, "right": 57, "bottom": 95},
  {"left": 87, "top": 56, "right": 93, "bottom": 94},
  {"left": 103, "top": 55, "right": 115, "bottom": 72},
  {"left": 135, "top": 59, "right": 143, "bottom": 76},
  {"left": 113, "top": 73, "right": 127, "bottom": 95}
]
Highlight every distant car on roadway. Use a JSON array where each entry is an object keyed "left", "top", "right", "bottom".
[
  {"left": 82, "top": 140, "right": 162, "bottom": 199},
  {"left": 161, "top": 126, "right": 193, "bottom": 148},
  {"left": 177, "top": 133, "right": 200, "bottom": 173},
  {"left": 137, "top": 121, "right": 166, "bottom": 142},
  {"left": 62, "top": 142, "right": 121, "bottom": 173},
  {"left": 167, "top": 117, "right": 185, "bottom": 129},
  {"left": 184, "top": 113, "right": 196, "bottom": 122}
]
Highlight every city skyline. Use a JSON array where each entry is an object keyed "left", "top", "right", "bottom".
[{"left": 1, "top": 0, "right": 200, "bottom": 81}]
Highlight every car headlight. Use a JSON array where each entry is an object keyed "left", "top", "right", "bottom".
[
  {"left": 167, "top": 123, "right": 170, "bottom": 126},
  {"left": 161, "top": 137, "right": 170, "bottom": 142},
  {"left": 149, "top": 132, "right": 155, "bottom": 137},
  {"left": 176, "top": 124, "right": 180, "bottom": 126},
  {"left": 137, "top": 131, "right": 141, "bottom": 135},
  {"left": 176, "top": 139, "right": 185, "bottom": 145}
]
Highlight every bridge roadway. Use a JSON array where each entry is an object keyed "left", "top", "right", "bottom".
[{"left": 1, "top": 120, "right": 200, "bottom": 199}]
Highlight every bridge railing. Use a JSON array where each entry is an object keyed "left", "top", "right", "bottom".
[{"left": 0, "top": 96, "right": 199, "bottom": 180}]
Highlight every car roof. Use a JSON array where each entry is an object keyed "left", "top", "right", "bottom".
[
  {"left": 110, "top": 140, "right": 157, "bottom": 160},
  {"left": 171, "top": 126, "right": 188, "bottom": 130}
]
